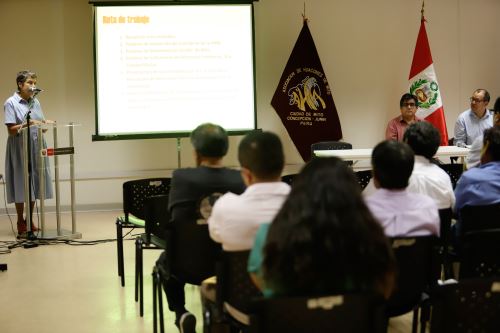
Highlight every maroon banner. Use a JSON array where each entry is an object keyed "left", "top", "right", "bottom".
[{"left": 271, "top": 20, "right": 342, "bottom": 161}]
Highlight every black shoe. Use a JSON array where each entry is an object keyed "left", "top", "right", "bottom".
[{"left": 179, "top": 312, "right": 196, "bottom": 333}]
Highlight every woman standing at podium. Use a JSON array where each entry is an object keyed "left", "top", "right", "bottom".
[{"left": 4, "top": 70, "right": 54, "bottom": 237}]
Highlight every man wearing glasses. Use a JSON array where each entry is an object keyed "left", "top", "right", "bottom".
[
  {"left": 454, "top": 89, "right": 493, "bottom": 147},
  {"left": 385, "top": 93, "right": 422, "bottom": 141},
  {"left": 467, "top": 97, "right": 500, "bottom": 168}
]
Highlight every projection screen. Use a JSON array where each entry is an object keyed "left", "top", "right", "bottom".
[{"left": 91, "top": 1, "right": 256, "bottom": 140}]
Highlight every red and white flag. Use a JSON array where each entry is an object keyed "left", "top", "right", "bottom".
[{"left": 408, "top": 17, "right": 448, "bottom": 146}]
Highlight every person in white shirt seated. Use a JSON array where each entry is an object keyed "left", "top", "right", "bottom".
[
  {"left": 365, "top": 140, "right": 440, "bottom": 237},
  {"left": 364, "top": 122, "right": 455, "bottom": 210},
  {"left": 403, "top": 122, "right": 455, "bottom": 209},
  {"left": 454, "top": 88, "right": 493, "bottom": 147},
  {"left": 208, "top": 130, "right": 291, "bottom": 251},
  {"left": 467, "top": 97, "right": 500, "bottom": 168}
]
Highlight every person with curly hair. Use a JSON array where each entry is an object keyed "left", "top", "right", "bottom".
[{"left": 248, "top": 157, "right": 395, "bottom": 298}]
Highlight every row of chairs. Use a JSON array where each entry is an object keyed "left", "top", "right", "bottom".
[
  {"left": 115, "top": 175, "right": 499, "bottom": 331},
  {"left": 151, "top": 233, "right": 500, "bottom": 333}
]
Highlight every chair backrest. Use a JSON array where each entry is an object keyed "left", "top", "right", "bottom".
[
  {"left": 430, "top": 278, "right": 500, "bottom": 332},
  {"left": 386, "top": 236, "right": 439, "bottom": 317},
  {"left": 144, "top": 194, "right": 170, "bottom": 242},
  {"left": 438, "top": 208, "right": 453, "bottom": 279},
  {"left": 437, "top": 163, "right": 464, "bottom": 189},
  {"left": 281, "top": 174, "right": 296, "bottom": 186},
  {"left": 355, "top": 169, "right": 372, "bottom": 190},
  {"left": 123, "top": 178, "right": 171, "bottom": 221},
  {"left": 310, "top": 141, "right": 352, "bottom": 158},
  {"left": 460, "top": 203, "right": 500, "bottom": 232},
  {"left": 459, "top": 203, "right": 500, "bottom": 278},
  {"left": 216, "top": 251, "right": 262, "bottom": 314},
  {"left": 165, "top": 193, "right": 224, "bottom": 285},
  {"left": 249, "top": 293, "right": 387, "bottom": 333}
]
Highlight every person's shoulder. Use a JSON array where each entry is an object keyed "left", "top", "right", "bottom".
[
  {"left": 172, "top": 167, "right": 196, "bottom": 179},
  {"left": 212, "top": 190, "right": 240, "bottom": 209},
  {"left": 428, "top": 162, "right": 451, "bottom": 178},
  {"left": 219, "top": 167, "right": 241, "bottom": 177},
  {"left": 387, "top": 115, "right": 401, "bottom": 123},
  {"left": 456, "top": 109, "right": 471, "bottom": 120},
  {"left": 4, "top": 93, "right": 17, "bottom": 106}
]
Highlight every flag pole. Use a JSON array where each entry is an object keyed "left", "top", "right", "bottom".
[
  {"left": 302, "top": 2, "right": 308, "bottom": 24},
  {"left": 421, "top": 0, "right": 425, "bottom": 21}
]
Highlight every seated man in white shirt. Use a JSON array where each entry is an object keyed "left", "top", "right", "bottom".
[
  {"left": 403, "top": 122, "right": 455, "bottom": 209},
  {"left": 365, "top": 122, "right": 455, "bottom": 210},
  {"left": 454, "top": 89, "right": 493, "bottom": 147},
  {"left": 467, "top": 97, "right": 500, "bottom": 168},
  {"left": 208, "top": 130, "right": 291, "bottom": 251},
  {"left": 365, "top": 140, "right": 440, "bottom": 237}
]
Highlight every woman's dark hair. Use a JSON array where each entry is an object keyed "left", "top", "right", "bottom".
[{"left": 262, "top": 157, "right": 395, "bottom": 297}]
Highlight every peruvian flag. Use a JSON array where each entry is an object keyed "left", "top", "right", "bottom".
[{"left": 408, "top": 17, "right": 448, "bottom": 146}]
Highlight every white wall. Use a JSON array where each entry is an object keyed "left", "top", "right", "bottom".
[{"left": 0, "top": 0, "right": 499, "bottom": 209}]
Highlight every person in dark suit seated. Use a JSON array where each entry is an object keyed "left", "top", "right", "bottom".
[
  {"left": 248, "top": 157, "right": 396, "bottom": 299},
  {"left": 157, "top": 123, "right": 246, "bottom": 333}
]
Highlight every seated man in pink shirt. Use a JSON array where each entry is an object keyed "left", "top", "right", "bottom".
[
  {"left": 385, "top": 93, "right": 423, "bottom": 141},
  {"left": 365, "top": 140, "right": 440, "bottom": 237}
]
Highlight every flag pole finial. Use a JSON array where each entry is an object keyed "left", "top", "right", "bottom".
[
  {"left": 302, "top": 2, "right": 308, "bottom": 24},
  {"left": 421, "top": 0, "right": 425, "bottom": 21}
]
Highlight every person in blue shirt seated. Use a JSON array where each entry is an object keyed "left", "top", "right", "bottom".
[
  {"left": 454, "top": 126, "right": 500, "bottom": 241},
  {"left": 248, "top": 157, "right": 396, "bottom": 299}
]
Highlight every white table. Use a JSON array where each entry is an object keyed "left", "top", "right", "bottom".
[{"left": 314, "top": 146, "right": 470, "bottom": 163}]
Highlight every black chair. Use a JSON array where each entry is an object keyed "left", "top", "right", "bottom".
[
  {"left": 438, "top": 208, "right": 453, "bottom": 280},
  {"left": 355, "top": 169, "right": 372, "bottom": 190},
  {"left": 207, "top": 251, "right": 262, "bottom": 330},
  {"left": 152, "top": 263, "right": 166, "bottom": 333},
  {"left": 248, "top": 293, "right": 387, "bottom": 333},
  {"left": 281, "top": 174, "right": 296, "bottom": 186},
  {"left": 310, "top": 141, "right": 352, "bottom": 162},
  {"left": 447, "top": 137, "right": 459, "bottom": 164},
  {"left": 387, "top": 236, "right": 440, "bottom": 333},
  {"left": 152, "top": 195, "right": 223, "bottom": 332},
  {"left": 430, "top": 278, "right": 500, "bottom": 332},
  {"left": 116, "top": 178, "right": 171, "bottom": 287},
  {"left": 458, "top": 203, "right": 500, "bottom": 279},
  {"left": 437, "top": 163, "right": 464, "bottom": 189},
  {"left": 135, "top": 194, "right": 169, "bottom": 317}
]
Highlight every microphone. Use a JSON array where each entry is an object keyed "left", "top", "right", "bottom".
[{"left": 29, "top": 87, "right": 43, "bottom": 93}]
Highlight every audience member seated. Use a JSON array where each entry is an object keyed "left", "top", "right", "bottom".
[
  {"left": 365, "top": 123, "right": 455, "bottom": 209},
  {"left": 403, "top": 122, "right": 455, "bottom": 209},
  {"left": 454, "top": 126, "right": 500, "bottom": 237},
  {"left": 156, "top": 123, "right": 246, "bottom": 333},
  {"left": 208, "top": 130, "right": 290, "bottom": 251},
  {"left": 385, "top": 93, "right": 422, "bottom": 141},
  {"left": 365, "top": 140, "right": 440, "bottom": 237},
  {"left": 454, "top": 88, "right": 493, "bottom": 147},
  {"left": 467, "top": 97, "right": 500, "bottom": 168},
  {"left": 248, "top": 157, "right": 396, "bottom": 299}
]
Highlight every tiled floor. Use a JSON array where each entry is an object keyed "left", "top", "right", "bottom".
[{"left": 0, "top": 210, "right": 416, "bottom": 333}]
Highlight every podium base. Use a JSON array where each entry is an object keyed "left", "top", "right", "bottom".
[{"left": 40, "top": 229, "right": 82, "bottom": 240}]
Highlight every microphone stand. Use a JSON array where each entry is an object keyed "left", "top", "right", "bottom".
[{"left": 24, "top": 94, "right": 38, "bottom": 243}]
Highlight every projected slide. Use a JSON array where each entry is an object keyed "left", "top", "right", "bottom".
[{"left": 94, "top": 4, "right": 255, "bottom": 138}]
